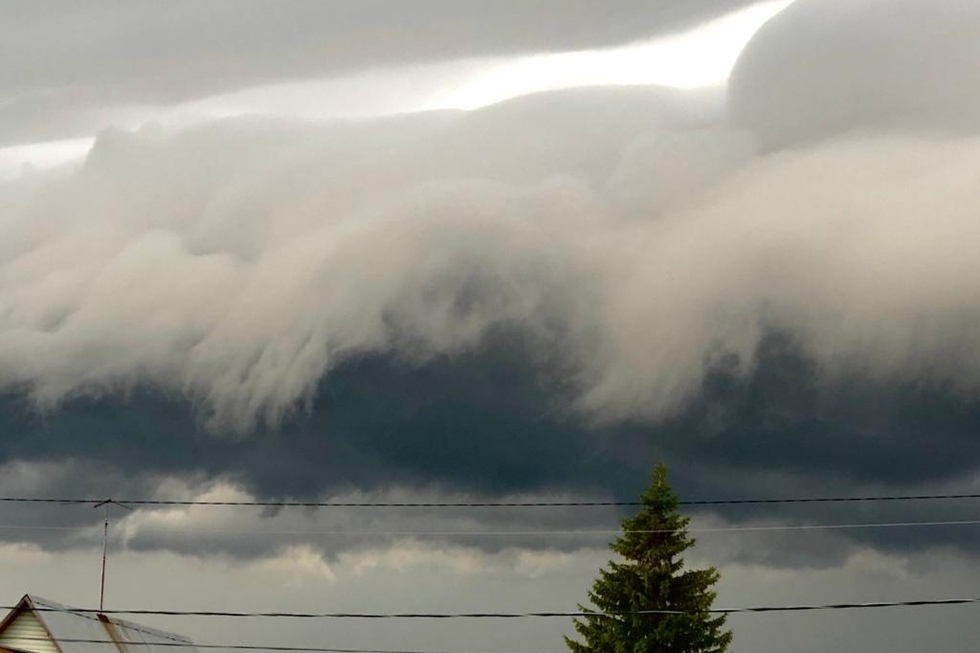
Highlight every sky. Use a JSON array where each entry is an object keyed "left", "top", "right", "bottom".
[{"left": 2, "top": 1, "right": 980, "bottom": 652}]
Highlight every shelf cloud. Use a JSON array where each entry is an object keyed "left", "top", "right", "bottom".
[{"left": 2, "top": 0, "right": 980, "bottom": 574}]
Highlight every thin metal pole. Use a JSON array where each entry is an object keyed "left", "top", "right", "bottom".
[
  {"left": 100, "top": 502, "right": 108, "bottom": 612},
  {"left": 94, "top": 498, "right": 131, "bottom": 613}
]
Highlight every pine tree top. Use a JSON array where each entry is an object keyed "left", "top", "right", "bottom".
[
  {"left": 613, "top": 463, "right": 693, "bottom": 563},
  {"left": 565, "top": 463, "right": 732, "bottom": 653}
]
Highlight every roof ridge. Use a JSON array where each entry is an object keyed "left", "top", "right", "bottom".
[{"left": 19, "top": 595, "right": 195, "bottom": 646}]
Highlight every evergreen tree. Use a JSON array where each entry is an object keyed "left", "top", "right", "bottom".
[{"left": 565, "top": 464, "right": 732, "bottom": 653}]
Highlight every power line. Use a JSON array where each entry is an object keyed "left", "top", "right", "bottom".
[
  {"left": 714, "top": 598, "right": 980, "bottom": 613},
  {"left": 1, "top": 519, "right": 980, "bottom": 536},
  {"left": 14, "top": 599, "right": 980, "bottom": 619},
  {"left": 1, "top": 493, "right": 980, "bottom": 508},
  {"left": 0, "top": 637, "right": 532, "bottom": 653},
  {"left": 681, "top": 493, "right": 980, "bottom": 506},
  {"left": 683, "top": 519, "right": 980, "bottom": 533}
]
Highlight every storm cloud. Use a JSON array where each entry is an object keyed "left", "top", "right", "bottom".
[
  {"left": 0, "top": 0, "right": 980, "bottom": 625},
  {"left": 0, "top": 0, "right": 758, "bottom": 146},
  {"left": 2, "top": 0, "right": 756, "bottom": 101},
  {"left": 5, "top": 85, "right": 980, "bottom": 429}
]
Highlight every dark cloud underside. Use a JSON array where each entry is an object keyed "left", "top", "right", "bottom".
[{"left": 3, "top": 328, "right": 979, "bottom": 561}]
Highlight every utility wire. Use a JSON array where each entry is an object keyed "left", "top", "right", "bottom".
[
  {"left": 0, "top": 637, "right": 532, "bottom": 653},
  {"left": 1, "top": 493, "right": 980, "bottom": 508},
  {"left": 1, "top": 519, "right": 980, "bottom": 536},
  {"left": 13, "top": 599, "right": 980, "bottom": 618}
]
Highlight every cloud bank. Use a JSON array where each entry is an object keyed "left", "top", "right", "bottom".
[
  {"left": 2, "top": 0, "right": 980, "bottom": 573},
  {"left": 4, "top": 86, "right": 980, "bottom": 432},
  {"left": 0, "top": 0, "right": 757, "bottom": 147}
]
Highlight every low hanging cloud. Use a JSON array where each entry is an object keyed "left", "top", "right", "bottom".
[
  {"left": 0, "top": 86, "right": 733, "bottom": 430},
  {"left": 4, "top": 83, "right": 980, "bottom": 432},
  {"left": 1, "top": 0, "right": 980, "bottom": 571}
]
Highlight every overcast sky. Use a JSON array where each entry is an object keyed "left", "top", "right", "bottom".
[{"left": 3, "top": 1, "right": 980, "bottom": 652}]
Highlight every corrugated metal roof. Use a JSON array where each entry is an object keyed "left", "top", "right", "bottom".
[{"left": 2, "top": 596, "right": 197, "bottom": 653}]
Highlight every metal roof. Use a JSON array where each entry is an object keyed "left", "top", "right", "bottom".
[{"left": 1, "top": 595, "right": 197, "bottom": 653}]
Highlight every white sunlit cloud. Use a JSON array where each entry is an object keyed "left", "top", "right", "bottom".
[
  {"left": 0, "top": 137, "right": 96, "bottom": 180},
  {"left": 426, "top": 0, "right": 794, "bottom": 110},
  {"left": 0, "top": 0, "right": 793, "bottom": 179},
  {"left": 184, "top": 0, "right": 793, "bottom": 120}
]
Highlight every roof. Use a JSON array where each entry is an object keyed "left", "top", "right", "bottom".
[{"left": 0, "top": 595, "right": 198, "bottom": 653}]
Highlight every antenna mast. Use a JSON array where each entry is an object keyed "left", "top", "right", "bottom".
[{"left": 94, "top": 499, "right": 131, "bottom": 613}]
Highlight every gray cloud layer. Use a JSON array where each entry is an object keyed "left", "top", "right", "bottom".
[
  {"left": 0, "top": 0, "right": 752, "bottom": 145},
  {"left": 2, "top": 0, "right": 980, "bottom": 574},
  {"left": 0, "top": 86, "right": 729, "bottom": 431},
  {"left": 5, "top": 88, "right": 980, "bottom": 431},
  {"left": 730, "top": 0, "right": 980, "bottom": 147}
]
